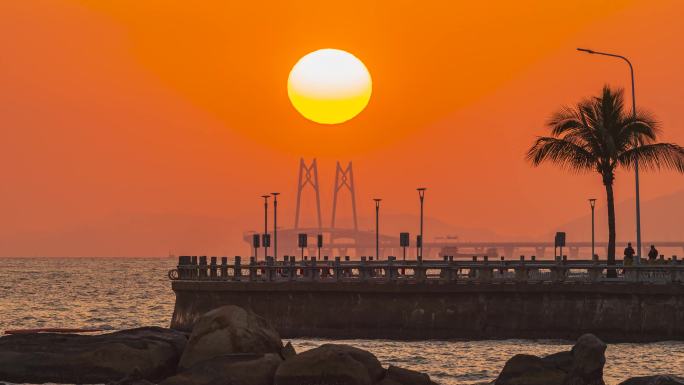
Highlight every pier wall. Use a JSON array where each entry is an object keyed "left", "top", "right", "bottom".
[{"left": 170, "top": 281, "right": 684, "bottom": 342}]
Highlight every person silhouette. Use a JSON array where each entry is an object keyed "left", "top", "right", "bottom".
[
  {"left": 624, "top": 242, "right": 635, "bottom": 265},
  {"left": 648, "top": 245, "right": 659, "bottom": 261}
]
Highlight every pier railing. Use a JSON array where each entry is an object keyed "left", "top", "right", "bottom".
[{"left": 168, "top": 255, "right": 684, "bottom": 284}]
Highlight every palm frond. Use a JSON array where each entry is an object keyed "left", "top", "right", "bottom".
[
  {"left": 527, "top": 85, "right": 680, "bottom": 178},
  {"left": 618, "top": 111, "right": 660, "bottom": 148},
  {"left": 564, "top": 108, "right": 606, "bottom": 157},
  {"left": 617, "top": 143, "right": 684, "bottom": 172},
  {"left": 548, "top": 106, "right": 584, "bottom": 137},
  {"left": 526, "top": 136, "right": 597, "bottom": 173},
  {"left": 600, "top": 86, "right": 626, "bottom": 139}
]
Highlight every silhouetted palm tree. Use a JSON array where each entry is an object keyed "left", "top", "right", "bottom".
[{"left": 526, "top": 86, "right": 684, "bottom": 271}]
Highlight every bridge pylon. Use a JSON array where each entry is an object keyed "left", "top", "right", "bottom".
[
  {"left": 294, "top": 158, "right": 323, "bottom": 229},
  {"left": 331, "top": 161, "right": 358, "bottom": 231}
]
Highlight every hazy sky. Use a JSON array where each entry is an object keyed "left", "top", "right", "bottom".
[{"left": 2, "top": 0, "right": 683, "bottom": 256}]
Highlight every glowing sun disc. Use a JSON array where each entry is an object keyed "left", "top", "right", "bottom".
[{"left": 288, "top": 49, "right": 372, "bottom": 124}]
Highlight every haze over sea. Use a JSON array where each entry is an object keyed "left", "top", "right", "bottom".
[{"left": 1, "top": 258, "right": 681, "bottom": 385}]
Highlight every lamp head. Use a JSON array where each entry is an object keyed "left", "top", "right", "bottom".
[
  {"left": 577, "top": 48, "right": 595, "bottom": 54},
  {"left": 261, "top": 195, "right": 270, "bottom": 200},
  {"left": 589, "top": 198, "right": 596, "bottom": 208}
]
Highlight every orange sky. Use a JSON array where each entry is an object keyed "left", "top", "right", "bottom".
[{"left": 2, "top": 0, "right": 683, "bottom": 256}]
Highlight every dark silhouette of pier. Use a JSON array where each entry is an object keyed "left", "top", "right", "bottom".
[{"left": 169, "top": 255, "right": 684, "bottom": 341}]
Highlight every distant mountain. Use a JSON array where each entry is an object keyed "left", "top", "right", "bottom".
[
  {"left": 11, "top": 192, "right": 679, "bottom": 257},
  {"left": 0, "top": 210, "right": 508, "bottom": 257},
  {"left": 549, "top": 190, "right": 684, "bottom": 243}
]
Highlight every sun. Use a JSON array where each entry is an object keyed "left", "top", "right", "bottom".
[{"left": 288, "top": 49, "right": 372, "bottom": 125}]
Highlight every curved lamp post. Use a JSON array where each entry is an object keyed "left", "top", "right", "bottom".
[{"left": 577, "top": 48, "right": 641, "bottom": 263}]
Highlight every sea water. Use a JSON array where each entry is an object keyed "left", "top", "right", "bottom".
[{"left": 0, "top": 257, "right": 682, "bottom": 384}]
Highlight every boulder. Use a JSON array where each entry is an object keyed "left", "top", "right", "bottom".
[
  {"left": 179, "top": 305, "right": 283, "bottom": 370},
  {"left": 110, "top": 379, "right": 156, "bottom": 385},
  {"left": 161, "top": 353, "right": 282, "bottom": 385},
  {"left": 107, "top": 369, "right": 157, "bottom": 385},
  {"left": 494, "top": 354, "right": 566, "bottom": 385},
  {"left": 494, "top": 334, "right": 607, "bottom": 385},
  {"left": 564, "top": 334, "right": 606, "bottom": 385},
  {"left": 376, "top": 379, "right": 403, "bottom": 385},
  {"left": 542, "top": 351, "right": 574, "bottom": 373},
  {"left": 274, "top": 344, "right": 385, "bottom": 385},
  {"left": 618, "top": 376, "right": 684, "bottom": 385},
  {"left": 384, "top": 365, "right": 431, "bottom": 385},
  {"left": 281, "top": 342, "right": 297, "bottom": 360},
  {"left": 0, "top": 327, "right": 187, "bottom": 384}
]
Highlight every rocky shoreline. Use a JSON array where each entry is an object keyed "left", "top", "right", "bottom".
[{"left": 0, "top": 305, "right": 682, "bottom": 385}]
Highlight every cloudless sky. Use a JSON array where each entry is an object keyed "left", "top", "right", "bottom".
[{"left": 2, "top": 0, "right": 683, "bottom": 256}]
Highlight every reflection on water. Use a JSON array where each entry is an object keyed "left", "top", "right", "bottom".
[
  {"left": 0, "top": 258, "right": 175, "bottom": 331},
  {"left": 0, "top": 258, "right": 682, "bottom": 385}
]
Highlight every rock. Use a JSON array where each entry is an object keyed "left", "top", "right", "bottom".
[
  {"left": 376, "top": 379, "right": 403, "bottom": 385},
  {"left": 618, "top": 376, "right": 684, "bottom": 385},
  {"left": 281, "top": 341, "right": 297, "bottom": 360},
  {"left": 0, "top": 327, "right": 187, "bottom": 384},
  {"left": 274, "top": 344, "right": 385, "bottom": 385},
  {"left": 179, "top": 305, "right": 283, "bottom": 370},
  {"left": 542, "top": 351, "right": 574, "bottom": 373},
  {"left": 111, "top": 379, "right": 156, "bottom": 385},
  {"left": 106, "top": 368, "right": 156, "bottom": 385},
  {"left": 564, "top": 334, "right": 607, "bottom": 385},
  {"left": 494, "top": 354, "right": 566, "bottom": 385},
  {"left": 495, "top": 334, "right": 607, "bottom": 385},
  {"left": 161, "top": 353, "right": 282, "bottom": 385},
  {"left": 385, "top": 365, "right": 431, "bottom": 385}
]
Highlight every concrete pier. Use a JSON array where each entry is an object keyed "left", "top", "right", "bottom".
[{"left": 169, "top": 256, "right": 684, "bottom": 342}]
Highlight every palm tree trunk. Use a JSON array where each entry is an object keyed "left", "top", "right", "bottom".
[{"left": 604, "top": 179, "right": 617, "bottom": 278}]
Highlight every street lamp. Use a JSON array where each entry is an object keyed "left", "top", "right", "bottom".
[
  {"left": 261, "top": 195, "right": 270, "bottom": 260},
  {"left": 417, "top": 188, "right": 426, "bottom": 260},
  {"left": 374, "top": 198, "right": 381, "bottom": 260},
  {"left": 577, "top": 47, "right": 641, "bottom": 263},
  {"left": 589, "top": 198, "right": 597, "bottom": 259},
  {"left": 272, "top": 192, "right": 280, "bottom": 259}
]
